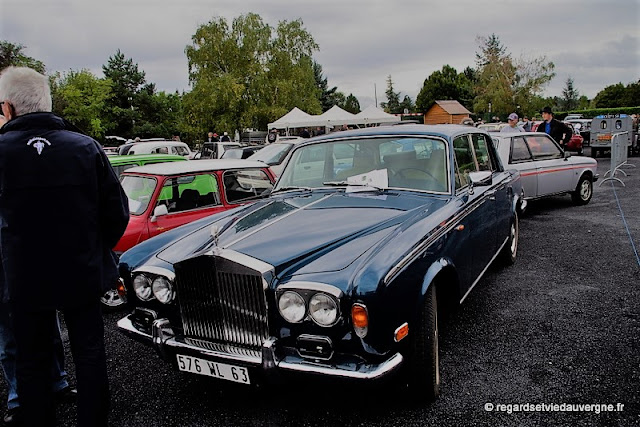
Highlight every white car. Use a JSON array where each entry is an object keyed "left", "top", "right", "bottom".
[
  {"left": 248, "top": 138, "right": 305, "bottom": 176},
  {"left": 492, "top": 132, "right": 598, "bottom": 205},
  {"left": 127, "top": 140, "right": 194, "bottom": 159}
]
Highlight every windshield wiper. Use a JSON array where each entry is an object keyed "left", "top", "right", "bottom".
[
  {"left": 271, "top": 186, "right": 312, "bottom": 194},
  {"left": 322, "top": 181, "right": 385, "bottom": 191}
]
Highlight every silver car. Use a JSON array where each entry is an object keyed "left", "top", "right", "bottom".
[{"left": 492, "top": 132, "right": 598, "bottom": 205}]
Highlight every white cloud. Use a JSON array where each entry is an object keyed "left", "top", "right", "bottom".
[{"left": 1, "top": 0, "right": 638, "bottom": 107}]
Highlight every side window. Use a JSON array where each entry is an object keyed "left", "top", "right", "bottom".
[
  {"left": 471, "top": 134, "right": 493, "bottom": 171},
  {"left": 599, "top": 120, "right": 607, "bottom": 130},
  {"left": 223, "top": 169, "right": 273, "bottom": 204},
  {"left": 510, "top": 137, "right": 533, "bottom": 162},
  {"left": 152, "top": 146, "right": 169, "bottom": 154},
  {"left": 453, "top": 136, "right": 474, "bottom": 189},
  {"left": 525, "top": 135, "right": 563, "bottom": 159},
  {"left": 159, "top": 174, "right": 221, "bottom": 213}
]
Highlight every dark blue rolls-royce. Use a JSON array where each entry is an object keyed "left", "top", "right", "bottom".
[{"left": 117, "top": 124, "right": 524, "bottom": 402}]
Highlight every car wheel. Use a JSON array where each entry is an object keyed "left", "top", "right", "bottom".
[
  {"left": 499, "top": 211, "right": 519, "bottom": 265},
  {"left": 100, "top": 289, "right": 127, "bottom": 310},
  {"left": 407, "top": 284, "right": 440, "bottom": 402},
  {"left": 571, "top": 175, "right": 593, "bottom": 205}
]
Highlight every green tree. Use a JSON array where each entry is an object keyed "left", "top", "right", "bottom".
[
  {"left": 416, "top": 65, "right": 473, "bottom": 112},
  {"left": 132, "top": 84, "right": 183, "bottom": 139},
  {"left": 593, "top": 83, "right": 626, "bottom": 108},
  {"left": 560, "top": 77, "right": 580, "bottom": 111},
  {"left": 622, "top": 80, "right": 640, "bottom": 107},
  {"left": 102, "top": 50, "right": 146, "bottom": 137},
  {"left": 0, "top": 41, "right": 45, "bottom": 72},
  {"left": 473, "top": 34, "right": 554, "bottom": 119},
  {"left": 184, "top": 13, "right": 320, "bottom": 140},
  {"left": 50, "top": 69, "right": 114, "bottom": 139},
  {"left": 380, "top": 75, "right": 401, "bottom": 114},
  {"left": 314, "top": 61, "right": 339, "bottom": 112},
  {"left": 342, "top": 93, "right": 361, "bottom": 114}
]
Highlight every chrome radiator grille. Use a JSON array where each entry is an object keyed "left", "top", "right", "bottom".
[{"left": 174, "top": 255, "right": 269, "bottom": 353}]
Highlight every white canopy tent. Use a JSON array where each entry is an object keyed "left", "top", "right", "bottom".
[
  {"left": 268, "top": 105, "right": 401, "bottom": 133},
  {"left": 267, "top": 107, "right": 318, "bottom": 129},
  {"left": 353, "top": 105, "right": 399, "bottom": 125},
  {"left": 316, "top": 105, "right": 357, "bottom": 127}
]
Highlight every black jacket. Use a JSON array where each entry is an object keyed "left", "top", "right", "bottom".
[
  {"left": 539, "top": 118, "right": 571, "bottom": 146},
  {"left": 0, "top": 113, "right": 129, "bottom": 310}
]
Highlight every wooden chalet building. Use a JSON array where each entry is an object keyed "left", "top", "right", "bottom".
[{"left": 423, "top": 100, "right": 471, "bottom": 125}]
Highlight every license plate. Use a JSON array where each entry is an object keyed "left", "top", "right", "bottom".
[{"left": 176, "top": 354, "right": 250, "bottom": 384}]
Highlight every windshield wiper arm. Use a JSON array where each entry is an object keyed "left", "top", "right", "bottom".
[
  {"left": 271, "top": 186, "right": 312, "bottom": 194},
  {"left": 323, "top": 181, "right": 385, "bottom": 191}
]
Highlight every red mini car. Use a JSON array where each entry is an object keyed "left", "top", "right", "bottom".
[
  {"left": 114, "top": 159, "right": 276, "bottom": 254},
  {"left": 102, "top": 160, "right": 276, "bottom": 308}
]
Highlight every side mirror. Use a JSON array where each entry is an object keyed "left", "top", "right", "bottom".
[
  {"left": 151, "top": 204, "right": 169, "bottom": 222},
  {"left": 564, "top": 150, "right": 572, "bottom": 160},
  {"left": 468, "top": 171, "right": 493, "bottom": 188}
]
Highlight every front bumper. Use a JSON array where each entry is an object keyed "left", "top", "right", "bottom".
[{"left": 117, "top": 313, "right": 403, "bottom": 382}]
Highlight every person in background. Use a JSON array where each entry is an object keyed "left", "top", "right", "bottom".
[
  {"left": 522, "top": 116, "right": 532, "bottom": 132},
  {"left": 207, "top": 131, "right": 218, "bottom": 142},
  {"left": 539, "top": 106, "right": 571, "bottom": 148},
  {"left": 0, "top": 66, "right": 129, "bottom": 427},
  {"left": 220, "top": 131, "right": 231, "bottom": 142},
  {"left": 500, "top": 113, "right": 524, "bottom": 133},
  {"left": 300, "top": 128, "right": 311, "bottom": 138},
  {"left": 266, "top": 128, "right": 279, "bottom": 144}
]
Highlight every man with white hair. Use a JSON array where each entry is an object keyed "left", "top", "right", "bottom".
[{"left": 0, "top": 66, "right": 129, "bottom": 427}]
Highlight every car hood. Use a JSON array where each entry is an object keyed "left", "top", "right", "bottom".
[{"left": 156, "top": 190, "right": 447, "bottom": 276}]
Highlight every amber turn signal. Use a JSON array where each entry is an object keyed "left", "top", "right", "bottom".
[
  {"left": 116, "top": 279, "right": 126, "bottom": 297},
  {"left": 351, "top": 304, "right": 368, "bottom": 328},
  {"left": 394, "top": 322, "right": 409, "bottom": 342}
]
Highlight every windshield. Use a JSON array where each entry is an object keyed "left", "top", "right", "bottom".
[
  {"left": 120, "top": 175, "right": 157, "bottom": 215},
  {"left": 248, "top": 143, "right": 293, "bottom": 165},
  {"left": 275, "top": 136, "right": 449, "bottom": 193}
]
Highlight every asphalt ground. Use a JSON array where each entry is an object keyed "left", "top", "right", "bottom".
[{"left": 2, "top": 150, "right": 639, "bottom": 426}]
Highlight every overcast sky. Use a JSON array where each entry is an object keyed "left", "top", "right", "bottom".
[{"left": 1, "top": 0, "right": 638, "bottom": 109}]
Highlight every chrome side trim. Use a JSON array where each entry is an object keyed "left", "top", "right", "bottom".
[
  {"left": 384, "top": 195, "right": 488, "bottom": 285},
  {"left": 459, "top": 235, "right": 509, "bottom": 304}
]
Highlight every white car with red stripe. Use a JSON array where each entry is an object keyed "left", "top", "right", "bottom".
[{"left": 492, "top": 132, "right": 598, "bottom": 205}]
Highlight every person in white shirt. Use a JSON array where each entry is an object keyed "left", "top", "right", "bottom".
[{"left": 501, "top": 113, "right": 524, "bottom": 133}]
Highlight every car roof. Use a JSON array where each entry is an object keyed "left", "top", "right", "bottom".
[
  {"left": 306, "top": 124, "right": 490, "bottom": 144},
  {"left": 122, "top": 159, "right": 270, "bottom": 175},
  {"left": 108, "top": 154, "right": 186, "bottom": 165}
]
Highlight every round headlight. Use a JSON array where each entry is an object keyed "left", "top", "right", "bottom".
[
  {"left": 133, "top": 274, "right": 153, "bottom": 301},
  {"left": 278, "top": 291, "right": 306, "bottom": 323},
  {"left": 152, "top": 276, "right": 174, "bottom": 304},
  {"left": 309, "top": 293, "right": 338, "bottom": 326}
]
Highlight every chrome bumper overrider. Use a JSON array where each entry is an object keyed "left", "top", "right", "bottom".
[{"left": 117, "top": 314, "right": 403, "bottom": 381}]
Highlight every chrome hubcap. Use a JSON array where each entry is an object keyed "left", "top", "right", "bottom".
[
  {"left": 100, "top": 289, "right": 127, "bottom": 307},
  {"left": 510, "top": 222, "right": 518, "bottom": 255}
]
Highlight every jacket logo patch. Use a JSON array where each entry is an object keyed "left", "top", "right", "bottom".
[{"left": 27, "top": 137, "right": 51, "bottom": 155}]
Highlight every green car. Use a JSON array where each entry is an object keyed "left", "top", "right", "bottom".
[{"left": 108, "top": 154, "right": 186, "bottom": 178}]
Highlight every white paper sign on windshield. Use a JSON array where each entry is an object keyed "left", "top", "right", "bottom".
[{"left": 346, "top": 169, "right": 389, "bottom": 192}]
